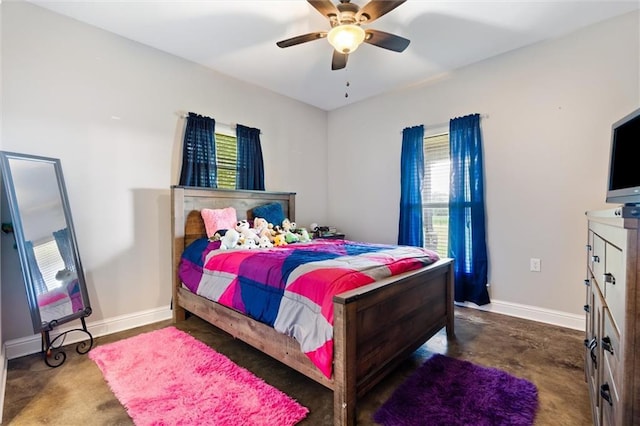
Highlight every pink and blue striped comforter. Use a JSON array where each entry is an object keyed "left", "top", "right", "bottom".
[{"left": 178, "top": 238, "right": 439, "bottom": 378}]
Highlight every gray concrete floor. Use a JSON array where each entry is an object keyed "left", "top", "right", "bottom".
[{"left": 3, "top": 307, "right": 591, "bottom": 425}]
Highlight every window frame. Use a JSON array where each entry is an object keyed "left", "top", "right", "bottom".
[
  {"left": 422, "top": 129, "right": 450, "bottom": 256},
  {"left": 214, "top": 131, "right": 238, "bottom": 190}
]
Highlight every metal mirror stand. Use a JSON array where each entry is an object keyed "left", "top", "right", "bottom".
[{"left": 0, "top": 151, "right": 93, "bottom": 367}]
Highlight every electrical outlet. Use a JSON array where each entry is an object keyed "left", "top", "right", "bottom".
[{"left": 530, "top": 258, "right": 541, "bottom": 272}]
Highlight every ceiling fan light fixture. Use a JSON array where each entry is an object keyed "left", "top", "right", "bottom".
[{"left": 327, "top": 24, "right": 365, "bottom": 54}]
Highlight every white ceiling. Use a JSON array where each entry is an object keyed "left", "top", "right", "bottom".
[{"left": 30, "top": 0, "right": 639, "bottom": 111}]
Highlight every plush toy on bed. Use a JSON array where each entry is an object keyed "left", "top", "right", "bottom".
[
  {"left": 210, "top": 229, "right": 227, "bottom": 242},
  {"left": 294, "top": 225, "right": 311, "bottom": 243},
  {"left": 282, "top": 218, "right": 300, "bottom": 243},
  {"left": 240, "top": 238, "right": 257, "bottom": 249},
  {"left": 220, "top": 228, "right": 240, "bottom": 250},
  {"left": 252, "top": 217, "right": 273, "bottom": 241},
  {"left": 267, "top": 223, "right": 277, "bottom": 239},
  {"left": 288, "top": 222, "right": 306, "bottom": 240},
  {"left": 235, "top": 220, "right": 260, "bottom": 244},
  {"left": 258, "top": 235, "right": 273, "bottom": 248},
  {"left": 273, "top": 233, "right": 287, "bottom": 247}
]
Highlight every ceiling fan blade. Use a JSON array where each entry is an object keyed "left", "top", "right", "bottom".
[
  {"left": 364, "top": 29, "right": 410, "bottom": 52},
  {"left": 307, "top": 0, "right": 339, "bottom": 18},
  {"left": 276, "top": 32, "right": 327, "bottom": 48},
  {"left": 331, "top": 51, "right": 348, "bottom": 70},
  {"left": 358, "top": 0, "right": 406, "bottom": 23}
]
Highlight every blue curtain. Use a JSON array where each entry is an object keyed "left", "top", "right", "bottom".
[
  {"left": 25, "top": 240, "right": 47, "bottom": 295},
  {"left": 449, "top": 114, "right": 490, "bottom": 305},
  {"left": 398, "top": 125, "right": 424, "bottom": 247},
  {"left": 53, "top": 228, "right": 75, "bottom": 272},
  {"left": 236, "top": 124, "right": 265, "bottom": 190},
  {"left": 179, "top": 112, "right": 217, "bottom": 187}
]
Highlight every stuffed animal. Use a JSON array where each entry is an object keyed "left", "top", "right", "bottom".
[
  {"left": 281, "top": 218, "right": 299, "bottom": 243},
  {"left": 258, "top": 235, "right": 273, "bottom": 248},
  {"left": 252, "top": 217, "right": 272, "bottom": 241},
  {"left": 285, "top": 230, "right": 300, "bottom": 244},
  {"left": 273, "top": 233, "right": 287, "bottom": 247},
  {"left": 296, "top": 228, "right": 311, "bottom": 242},
  {"left": 220, "top": 228, "right": 240, "bottom": 250},
  {"left": 267, "top": 223, "right": 277, "bottom": 238},
  {"left": 235, "top": 220, "right": 259, "bottom": 244},
  {"left": 287, "top": 222, "right": 311, "bottom": 242},
  {"left": 210, "top": 229, "right": 227, "bottom": 242},
  {"left": 240, "top": 238, "right": 257, "bottom": 250}
]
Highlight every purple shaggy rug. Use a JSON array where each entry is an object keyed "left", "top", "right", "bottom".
[{"left": 374, "top": 354, "right": 538, "bottom": 426}]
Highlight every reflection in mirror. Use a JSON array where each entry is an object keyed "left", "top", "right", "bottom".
[{"left": 0, "top": 151, "right": 93, "bottom": 367}]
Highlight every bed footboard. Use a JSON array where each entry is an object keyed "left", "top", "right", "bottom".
[{"left": 333, "top": 258, "right": 454, "bottom": 426}]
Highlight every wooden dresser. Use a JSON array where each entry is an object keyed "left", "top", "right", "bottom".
[{"left": 585, "top": 208, "right": 640, "bottom": 425}]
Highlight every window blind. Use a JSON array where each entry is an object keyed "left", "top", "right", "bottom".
[
  {"left": 215, "top": 133, "right": 238, "bottom": 189},
  {"left": 422, "top": 133, "right": 450, "bottom": 255}
]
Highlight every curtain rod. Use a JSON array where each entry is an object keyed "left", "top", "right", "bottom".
[
  {"left": 420, "top": 113, "right": 490, "bottom": 131},
  {"left": 176, "top": 111, "right": 262, "bottom": 135}
]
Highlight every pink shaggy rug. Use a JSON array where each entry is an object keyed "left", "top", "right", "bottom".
[{"left": 89, "top": 326, "right": 308, "bottom": 425}]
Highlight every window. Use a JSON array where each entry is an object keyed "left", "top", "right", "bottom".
[
  {"left": 215, "top": 132, "right": 237, "bottom": 189},
  {"left": 33, "top": 238, "right": 67, "bottom": 292},
  {"left": 422, "top": 133, "right": 450, "bottom": 256}
]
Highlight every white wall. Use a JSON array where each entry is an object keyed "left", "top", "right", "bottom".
[
  {"left": 0, "top": 1, "right": 328, "bottom": 341},
  {"left": 326, "top": 11, "right": 640, "bottom": 318}
]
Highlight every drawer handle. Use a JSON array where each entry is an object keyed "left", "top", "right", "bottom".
[
  {"left": 583, "top": 304, "right": 590, "bottom": 313},
  {"left": 600, "top": 383, "right": 613, "bottom": 406},
  {"left": 589, "top": 338, "right": 598, "bottom": 369},
  {"left": 584, "top": 279, "right": 590, "bottom": 287},
  {"left": 586, "top": 244, "right": 592, "bottom": 252},
  {"left": 592, "top": 255, "right": 600, "bottom": 263},
  {"left": 604, "top": 273, "right": 616, "bottom": 285},
  {"left": 602, "top": 336, "right": 614, "bottom": 355}
]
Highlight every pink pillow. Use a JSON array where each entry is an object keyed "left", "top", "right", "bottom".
[{"left": 201, "top": 207, "right": 237, "bottom": 237}]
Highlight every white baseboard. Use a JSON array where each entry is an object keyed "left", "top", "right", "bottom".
[
  {"left": 4, "top": 305, "right": 172, "bottom": 360},
  {"left": 3, "top": 300, "right": 583, "bottom": 361},
  {"left": 457, "top": 299, "right": 585, "bottom": 331}
]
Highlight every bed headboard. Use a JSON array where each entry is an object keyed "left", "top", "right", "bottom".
[
  {"left": 171, "top": 186, "right": 296, "bottom": 299},
  {"left": 171, "top": 185, "right": 296, "bottom": 249}
]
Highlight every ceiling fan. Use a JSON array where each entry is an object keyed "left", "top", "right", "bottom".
[{"left": 276, "top": 0, "right": 410, "bottom": 70}]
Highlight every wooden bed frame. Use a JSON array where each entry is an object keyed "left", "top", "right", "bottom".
[{"left": 171, "top": 186, "right": 455, "bottom": 425}]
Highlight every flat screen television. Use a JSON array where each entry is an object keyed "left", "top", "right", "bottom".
[{"left": 606, "top": 107, "right": 640, "bottom": 205}]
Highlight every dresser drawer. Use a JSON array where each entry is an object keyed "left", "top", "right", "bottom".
[
  {"left": 591, "top": 233, "right": 606, "bottom": 292},
  {"left": 604, "top": 244, "right": 626, "bottom": 335},
  {"left": 600, "top": 362, "right": 619, "bottom": 426},
  {"left": 586, "top": 285, "right": 603, "bottom": 420},
  {"left": 602, "top": 308, "right": 621, "bottom": 393}
]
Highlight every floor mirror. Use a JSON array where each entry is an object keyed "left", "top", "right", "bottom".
[{"left": 0, "top": 151, "right": 93, "bottom": 367}]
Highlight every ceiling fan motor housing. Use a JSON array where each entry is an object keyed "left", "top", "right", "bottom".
[{"left": 335, "top": 1, "right": 360, "bottom": 25}]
